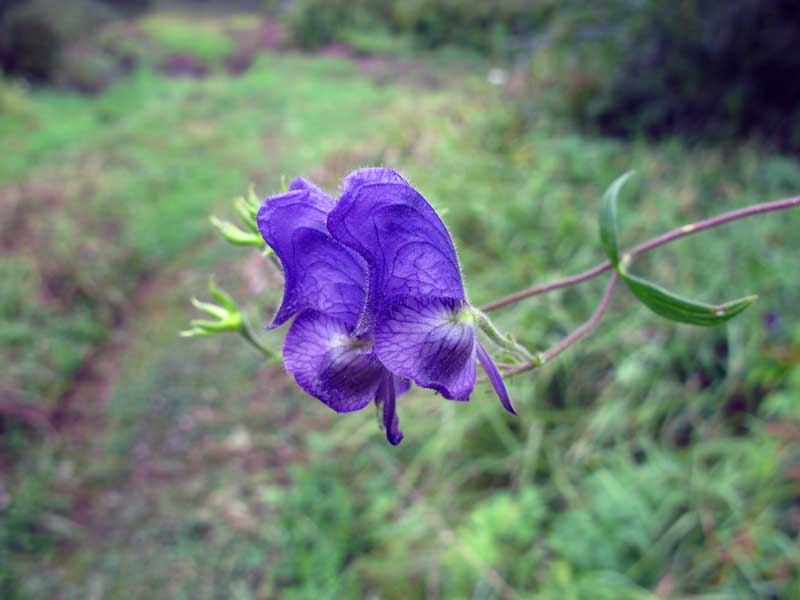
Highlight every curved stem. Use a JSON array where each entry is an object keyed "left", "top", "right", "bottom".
[
  {"left": 481, "top": 195, "right": 800, "bottom": 313},
  {"left": 628, "top": 195, "right": 800, "bottom": 256},
  {"left": 481, "top": 262, "right": 613, "bottom": 312},
  {"left": 473, "top": 308, "right": 536, "bottom": 362},
  {"left": 240, "top": 317, "right": 277, "bottom": 360},
  {"left": 502, "top": 272, "right": 619, "bottom": 377}
]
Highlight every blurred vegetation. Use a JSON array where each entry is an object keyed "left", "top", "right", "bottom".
[
  {"left": 1, "top": 2, "right": 799, "bottom": 599},
  {"left": 543, "top": 0, "right": 800, "bottom": 153},
  {"left": 284, "top": 0, "right": 800, "bottom": 153},
  {"left": 283, "top": 0, "right": 549, "bottom": 54},
  {"left": 0, "top": 0, "right": 150, "bottom": 91}
]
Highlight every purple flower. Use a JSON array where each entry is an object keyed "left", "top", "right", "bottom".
[{"left": 257, "top": 168, "right": 514, "bottom": 445}]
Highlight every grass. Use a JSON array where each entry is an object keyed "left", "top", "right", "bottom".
[
  {"left": 139, "top": 13, "right": 234, "bottom": 63},
  {"left": 2, "top": 10, "right": 799, "bottom": 600}
]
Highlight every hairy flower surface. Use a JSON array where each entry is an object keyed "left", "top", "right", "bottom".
[{"left": 258, "top": 168, "right": 513, "bottom": 445}]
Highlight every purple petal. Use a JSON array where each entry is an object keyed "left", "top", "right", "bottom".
[
  {"left": 257, "top": 187, "right": 332, "bottom": 269},
  {"left": 377, "top": 375, "right": 404, "bottom": 445},
  {"left": 287, "top": 177, "right": 339, "bottom": 208},
  {"left": 340, "top": 167, "right": 408, "bottom": 198},
  {"left": 283, "top": 311, "right": 386, "bottom": 413},
  {"left": 288, "top": 176, "right": 326, "bottom": 194},
  {"left": 395, "top": 376, "right": 411, "bottom": 397},
  {"left": 374, "top": 296, "right": 476, "bottom": 401},
  {"left": 286, "top": 228, "right": 366, "bottom": 327},
  {"left": 258, "top": 188, "right": 366, "bottom": 328},
  {"left": 328, "top": 180, "right": 465, "bottom": 334},
  {"left": 475, "top": 341, "right": 516, "bottom": 415}
]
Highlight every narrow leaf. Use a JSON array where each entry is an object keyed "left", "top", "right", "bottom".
[
  {"left": 210, "top": 216, "right": 264, "bottom": 247},
  {"left": 235, "top": 197, "right": 260, "bottom": 233},
  {"left": 246, "top": 185, "right": 261, "bottom": 215},
  {"left": 208, "top": 277, "right": 238, "bottom": 312},
  {"left": 188, "top": 318, "right": 237, "bottom": 333},
  {"left": 621, "top": 271, "right": 757, "bottom": 326},
  {"left": 599, "top": 171, "right": 634, "bottom": 266},
  {"left": 191, "top": 297, "right": 227, "bottom": 319}
]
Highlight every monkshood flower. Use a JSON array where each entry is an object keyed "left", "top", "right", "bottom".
[
  {"left": 257, "top": 176, "right": 407, "bottom": 444},
  {"left": 257, "top": 168, "right": 513, "bottom": 445}
]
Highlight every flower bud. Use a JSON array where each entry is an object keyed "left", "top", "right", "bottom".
[
  {"left": 209, "top": 216, "right": 264, "bottom": 248},
  {"left": 180, "top": 279, "right": 244, "bottom": 337}
]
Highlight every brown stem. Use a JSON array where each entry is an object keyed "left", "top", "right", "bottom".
[
  {"left": 502, "top": 272, "right": 619, "bottom": 377},
  {"left": 481, "top": 195, "right": 800, "bottom": 312},
  {"left": 481, "top": 262, "right": 613, "bottom": 312}
]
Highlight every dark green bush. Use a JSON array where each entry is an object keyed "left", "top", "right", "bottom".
[
  {"left": 283, "top": 0, "right": 800, "bottom": 152},
  {"left": 284, "top": 0, "right": 552, "bottom": 54},
  {"left": 392, "top": 0, "right": 548, "bottom": 53},
  {"left": 0, "top": 0, "right": 121, "bottom": 83},
  {"left": 0, "top": 4, "right": 63, "bottom": 81},
  {"left": 283, "top": 0, "right": 380, "bottom": 49},
  {"left": 0, "top": 0, "right": 25, "bottom": 18},
  {"left": 97, "top": 0, "right": 152, "bottom": 13},
  {"left": 588, "top": 0, "right": 800, "bottom": 152},
  {"left": 283, "top": 0, "right": 400, "bottom": 50},
  {"left": 0, "top": 0, "right": 137, "bottom": 86}
]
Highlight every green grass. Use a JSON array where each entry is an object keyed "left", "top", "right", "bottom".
[
  {"left": 2, "top": 11, "right": 799, "bottom": 600},
  {"left": 139, "top": 13, "right": 234, "bottom": 63}
]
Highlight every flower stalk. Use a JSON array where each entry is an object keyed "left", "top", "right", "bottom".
[
  {"left": 238, "top": 315, "right": 276, "bottom": 360},
  {"left": 472, "top": 307, "right": 541, "bottom": 365},
  {"left": 482, "top": 194, "right": 800, "bottom": 379},
  {"left": 181, "top": 278, "right": 277, "bottom": 361},
  {"left": 481, "top": 195, "right": 800, "bottom": 313}
]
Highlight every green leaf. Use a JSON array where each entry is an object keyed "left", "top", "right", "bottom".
[
  {"left": 247, "top": 185, "right": 260, "bottom": 208},
  {"left": 598, "top": 171, "right": 634, "bottom": 266},
  {"left": 191, "top": 297, "right": 227, "bottom": 320},
  {"left": 599, "top": 171, "right": 756, "bottom": 326},
  {"left": 620, "top": 270, "right": 758, "bottom": 326}
]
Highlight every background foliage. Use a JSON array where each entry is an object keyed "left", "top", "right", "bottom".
[
  {"left": 283, "top": 0, "right": 800, "bottom": 153},
  {"left": 1, "top": 1, "right": 799, "bottom": 598}
]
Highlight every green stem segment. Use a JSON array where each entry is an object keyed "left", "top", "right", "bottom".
[
  {"left": 239, "top": 317, "right": 277, "bottom": 361},
  {"left": 473, "top": 307, "right": 542, "bottom": 366}
]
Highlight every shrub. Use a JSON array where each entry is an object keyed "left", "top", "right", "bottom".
[
  {"left": 587, "top": 0, "right": 800, "bottom": 152},
  {"left": 0, "top": 0, "right": 119, "bottom": 83},
  {"left": 284, "top": 0, "right": 385, "bottom": 50},
  {"left": 0, "top": 4, "right": 63, "bottom": 81},
  {"left": 283, "top": 0, "right": 553, "bottom": 54},
  {"left": 392, "top": 0, "right": 548, "bottom": 54},
  {"left": 97, "top": 0, "right": 152, "bottom": 13}
]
